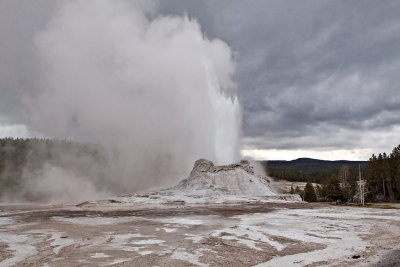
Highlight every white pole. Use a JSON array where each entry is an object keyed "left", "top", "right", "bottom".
[
  {"left": 359, "top": 164, "right": 361, "bottom": 205},
  {"left": 359, "top": 164, "right": 364, "bottom": 206},
  {"left": 362, "top": 181, "right": 365, "bottom": 206},
  {"left": 361, "top": 168, "right": 365, "bottom": 206}
]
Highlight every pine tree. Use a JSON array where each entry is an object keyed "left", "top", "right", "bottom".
[
  {"left": 326, "top": 174, "right": 344, "bottom": 202},
  {"left": 304, "top": 182, "right": 317, "bottom": 202}
]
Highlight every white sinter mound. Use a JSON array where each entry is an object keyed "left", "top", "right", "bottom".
[{"left": 171, "top": 159, "right": 277, "bottom": 197}]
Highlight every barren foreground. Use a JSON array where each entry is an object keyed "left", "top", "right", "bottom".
[{"left": 1, "top": 202, "right": 399, "bottom": 266}]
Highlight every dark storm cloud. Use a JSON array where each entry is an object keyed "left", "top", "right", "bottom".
[
  {"left": 155, "top": 0, "right": 400, "bottom": 151},
  {"left": 1, "top": 0, "right": 400, "bottom": 154}
]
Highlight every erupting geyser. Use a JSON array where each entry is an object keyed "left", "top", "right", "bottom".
[{"left": 19, "top": 0, "right": 241, "bottom": 202}]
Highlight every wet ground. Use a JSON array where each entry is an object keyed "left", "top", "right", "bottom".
[{"left": 1, "top": 202, "right": 399, "bottom": 266}]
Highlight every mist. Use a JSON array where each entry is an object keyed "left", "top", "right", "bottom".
[{"left": 8, "top": 0, "right": 241, "bottom": 202}]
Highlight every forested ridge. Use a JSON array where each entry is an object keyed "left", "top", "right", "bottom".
[
  {"left": 264, "top": 158, "right": 365, "bottom": 184},
  {"left": 262, "top": 158, "right": 366, "bottom": 202},
  {"left": 263, "top": 145, "right": 400, "bottom": 202}
]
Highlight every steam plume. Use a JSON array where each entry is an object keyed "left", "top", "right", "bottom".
[{"left": 20, "top": 0, "right": 240, "bottom": 202}]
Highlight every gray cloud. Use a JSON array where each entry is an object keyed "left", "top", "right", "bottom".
[
  {"left": 190, "top": 0, "right": 400, "bottom": 153},
  {"left": 1, "top": 0, "right": 400, "bottom": 158}
]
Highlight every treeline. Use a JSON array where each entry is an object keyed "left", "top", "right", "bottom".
[
  {"left": 264, "top": 158, "right": 365, "bottom": 184},
  {"left": 269, "top": 167, "right": 351, "bottom": 184},
  {"left": 0, "top": 138, "right": 106, "bottom": 201},
  {"left": 365, "top": 145, "right": 400, "bottom": 201},
  {"left": 265, "top": 146, "right": 400, "bottom": 202},
  {"left": 262, "top": 158, "right": 366, "bottom": 202},
  {"left": 289, "top": 174, "right": 358, "bottom": 203}
]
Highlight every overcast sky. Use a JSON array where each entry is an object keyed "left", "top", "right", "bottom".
[{"left": 1, "top": 0, "right": 400, "bottom": 160}]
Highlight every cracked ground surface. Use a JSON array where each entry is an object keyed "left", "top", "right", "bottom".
[{"left": 0, "top": 202, "right": 399, "bottom": 266}]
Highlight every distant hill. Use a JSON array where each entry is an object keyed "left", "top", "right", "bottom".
[
  {"left": 259, "top": 158, "right": 366, "bottom": 183},
  {"left": 263, "top": 157, "right": 366, "bottom": 168}
]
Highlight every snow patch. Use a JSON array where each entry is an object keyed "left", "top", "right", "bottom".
[
  {"left": 53, "top": 216, "right": 136, "bottom": 225},
  {"left": 50, "top": 232, "right": 75, "bottom": 255},
  {"left": 0, "top": 233, "right": 37, "bottom": 266},
  {"left": 91, "top": 252, "right": 110, "bottom": 258},
  {"left": 0, "top": 217, "right": 14, "bottom": 227},
  {"left": 131, "top": 239, "right": 165, "bottom": 245},
  {"left": 241, "top": 208, "right": 378, "bottom": 266},
  {"left": 212, "top": 225, "right": 285, "bottom": 251},
  {"left": 161, "top": 218, "right": 203, "bottom": 225},
  {"left": 171, "top": 248, "right": 208, "bottom": 267},
  {"left": 102, "top": 258, "right": 132, "bottom": 266},
  {"left": 184, "top": 234, "right": 203, "bottom": 243},
  {"left": 162, "top": 228, "right": 177, "bottom": 233},
  {"left": 138, "top": 250, "right": 153, "bottom": 255}
]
